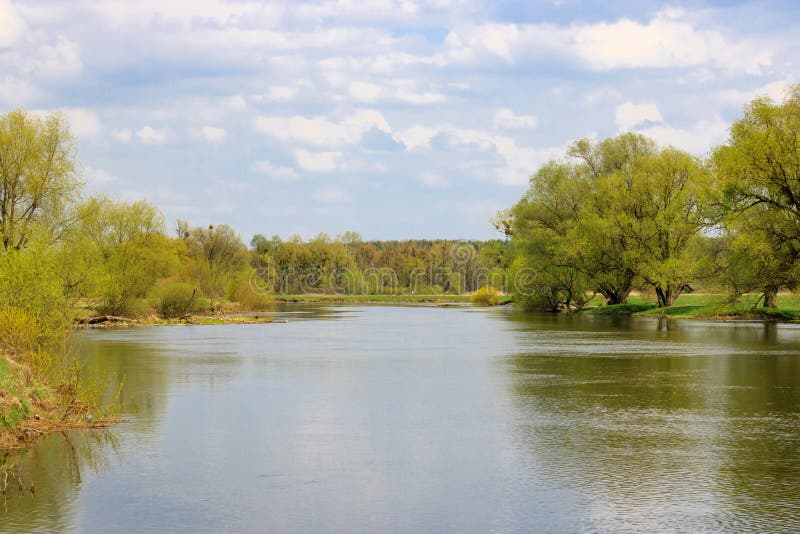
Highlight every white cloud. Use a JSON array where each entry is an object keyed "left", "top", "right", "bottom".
[
  {"left": 29, "top": 108, "right": 102, "bottom": 139},
  {"left": 445, "top": 10, "right": 775, "bottom": 74},
  {"left": 339, "top": 78, "right": 446, "bottom": 104},
  {"left": 493, "top": 108, "right": 537, "bottom": 130},
  {"left": 313, "top": 187, "right": 350, "bottom": 204},
  {"left": 254, "top": 109, "right": 391, "bottom": 147},
  {"left": 32, "top": 36, "right": 83, "bottom": 80},
  {"left": 348, "top": 81, "right": 383, "bottom": 102},
  {"left": 395, "top": 125, "right": 438, "bottom": 150},
  {"left": 718, "top": 80, "right": 795, "bottom": 107},
  {"left": 84, "top": 166, "right": 117, "bottom": 185},
  {"left": 250, "top": 160, "right": 300, "bottom": 181},
  {"left": 112, "top": 128, "right": 133, "bottom": 143},
  {"left": 0, "top": 0, "right": 25, "bottom": 47},
  {"left": 637, "top": 116, "right": 728, "bottom": 155},
  {"left": 294, "top": 149, "right": 344, "bottom": 172},
  {"left": 399, "top": 122, "right": 563, "bottom": 185},
  {"left": 256, "top": 86, "right": 298, "bottom": 101},
  {"left": 226, "top": 94, "right": 248, "bottom": 111},
  {"left": 136, "top": 126, "right": 168, "bottom": 144},
  {"left": 615, "top": 102, "right": 663, "bottom": 131},
  {"left": 0, "top": 76, "right": 40, "bottom": 106},
  {"left": 64, "top": 108, "right": 102, "bottom": 139},
  {"left": 193, "top": 125, "right": 227, "bottom": 143},
  {"left": 419, "top": 173, "right": 450, "bottom": 189}
]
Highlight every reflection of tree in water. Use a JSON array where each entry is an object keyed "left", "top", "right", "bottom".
[
  {"left": 502, "top": 315, "right": 800, "bottom": 531},
  {"left": 0, "top": 429, "right": 120, "bottom": 531}
]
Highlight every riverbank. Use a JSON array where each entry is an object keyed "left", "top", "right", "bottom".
[
  {"left": 271, "top": 294, "right": 514, "bottom": 304},
  {"left": 580, "top": 293, "right": 800, "bottom": 321},
  {"left": 0, "top": 355, "right": 117, "bottom": 449}
]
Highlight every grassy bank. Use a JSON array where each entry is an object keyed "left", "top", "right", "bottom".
[
  {"left": 0, "top": 354, "right": 115, "bottom": 449},
  {"left": 581, "top": 293, "right": 800, "bottom": 321}
]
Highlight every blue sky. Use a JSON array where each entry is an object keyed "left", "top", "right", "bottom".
[{"left": 1, "top": 0, "right": 797, "bottom": 241}]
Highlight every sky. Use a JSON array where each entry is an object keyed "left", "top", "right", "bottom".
[{"left": 1, "top": 0, "right": 798, "bottom": 241}]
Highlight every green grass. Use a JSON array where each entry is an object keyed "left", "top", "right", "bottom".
[
  {"left": 583, "top": 293, "right": 800, "bottom": 321},
  {"left": 0, "top": 357, "right": 32, "bottom": 431}
]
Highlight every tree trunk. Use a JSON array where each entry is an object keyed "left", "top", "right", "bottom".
[
  {"left": 603, "top": 288, "right": 631, "bottom": 305},
  {"left": 763, "top": 287, "right": 778, "bottom": 309},
  {"left": 655, "top": 286, "right": 679, "bottom": 308}
]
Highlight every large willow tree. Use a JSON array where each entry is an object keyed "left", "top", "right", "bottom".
[
  {"left": 713, "top": 85, "right": 800, "bottom": 308},
  {"left": 0, "top": 110, "right": 81, "bottom": 250},
  {"left": 511, "top": 133, "right": 713, "bottom": 309}
]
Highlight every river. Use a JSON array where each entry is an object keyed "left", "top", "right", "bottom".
[{"left": 2, "top": 304, "right": 799, "bottom": 532}]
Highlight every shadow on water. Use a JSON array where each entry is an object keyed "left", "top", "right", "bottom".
[
  {"left": 502, "top": 310, "right": 800, "bottom": 531},
  {"left": 0, "top": 429, "right": 121, "bottom": 531}
]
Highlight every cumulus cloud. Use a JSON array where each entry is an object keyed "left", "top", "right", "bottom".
[
  {"left": 0, "top": 75, "right": 41, "bottom": 107},
  {"left": 615, "top": 102, "right": 663, "bottom": 131},
  {"left": 30, "top": 107, "right": 102, "bottom": 139},
  {"left": 0, "top": 0, "right": 24, "bottom": 46},
  {"left": 192, "top": 125, "right": 227, "bottom": 143},
  {"left": 254, "top": 110, "right": 391, "bottom": 147},
  {"left": 2, "top": 0, "right": 794, "bottom": 239},
  {"left": 637, "top": 116, "right": 729, "bottom": 155},
  {"left": 344, "top": 79, "right": 447, "bottom": 104},
  {"left": 398, "top": 122, "right": 563, "bottom": 185},
  {"left": 84, "top": 166, "right": 118, "bottom": 185},
  {"left": 444, "top": 10, "right": 775, "bottom": 74},
  {"left": 718, "top": 80, "right": 795, "bottom": 107},
  {"left": 136, "top": 126, "right": 168, "bottom": 144},
  {"left": 493, "top": 108, "right": 537, "bottom": 130},
  {"left": 250, "top": 160, "right": 300, "bottom": 181},
  {"left": 347, "top": 81, "right": 383, "bottom": 102},
  {"left": 255, "top": 86, "right": 298, "bottom": 101},
  {"left": 294, "top": 149, "right": 344, "bottom": 172},
  {"left": 31, "top": 36, "right": 83, "bottom": 80}
]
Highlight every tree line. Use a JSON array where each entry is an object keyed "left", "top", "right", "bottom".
[
  {"left": 506, "top": 85, "right": 800, "bottom": 310},
  {"left": 0, "top": 107, "right": 510, "bottom": 344}
]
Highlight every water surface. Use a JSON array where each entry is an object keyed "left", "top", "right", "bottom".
[{"left": 2, "top": 305, "right": 800, "bottom": 532}]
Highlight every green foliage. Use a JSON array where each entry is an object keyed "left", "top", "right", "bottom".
[
  {"left": 228, "top": 270, "right": 273, "bottom": 310},
  {"left": 0, "top": 245, "right": 70, "bottom": 351},
  {"left": 77, "top": 196, "right": 178, "bottom": 315},
  {"left": 0, "top": 109, "right": 81, "bottom": 250},
  {"left": 177, "top": 221, "right": 248, "bottom": 298},
  {"left": 471, "top": 286, "right": 499, "bottom": 306},
  {"left": 155, "top": 281, "right": 198, "bottom": 318},
  {"left": 712, "top": 85, "right": 800, "bottom": 306},
  {"left": 510, "top": 133, "right": 714, "bottom": 309}
]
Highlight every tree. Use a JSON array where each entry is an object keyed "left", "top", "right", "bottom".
[
  {"left": 598, "top": 148, "right": 712, "bottom": 307},
  {"left": 712, "top": 85, "right": 800, "bottom": 307},
  {"left": 567, "top": 133, "right": 657, "bottom": 304},
  {"left": 510, "top": 133, "right": 712, "bottom": 309},
  {"left": 0, "top": 110, "right": 81, "bottom": 250},
  {"left": 511, "top": 161, "right": 592, "bottom": 310},
  {"left": 178, "top": 221, "right": 247, "bottom": 298},
  {"left": 78, "top": 196, "right": 176, "bottom": 314}
]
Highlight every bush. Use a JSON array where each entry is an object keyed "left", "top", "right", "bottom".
[
  {"left": 472, "top": 285, "right": 500, "bottom": 306},
  {"left": 0, "top": 247, "right": 70, "bottom": 348},
  {"left": 228, "top": 270, "right": 273, "bottom": 310},
  {"left": 155, "top": 282, "right": 198, "bottom": 317},
  {"left": 0, "top": 308, "right": 43, "bottom": 356}
]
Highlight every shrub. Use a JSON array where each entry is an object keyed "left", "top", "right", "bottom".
[
  {"left": 155, "top": 282, "right": 198, "bottom": 317},
  {"left": 472, "top": 285, "right": 500, "bottom": 306},
  {"left": 0, "top": 308, "right": 43, "bottom": 356},
  {"left": 228, "top": 270, "right": 273, "bottom": 310}
]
